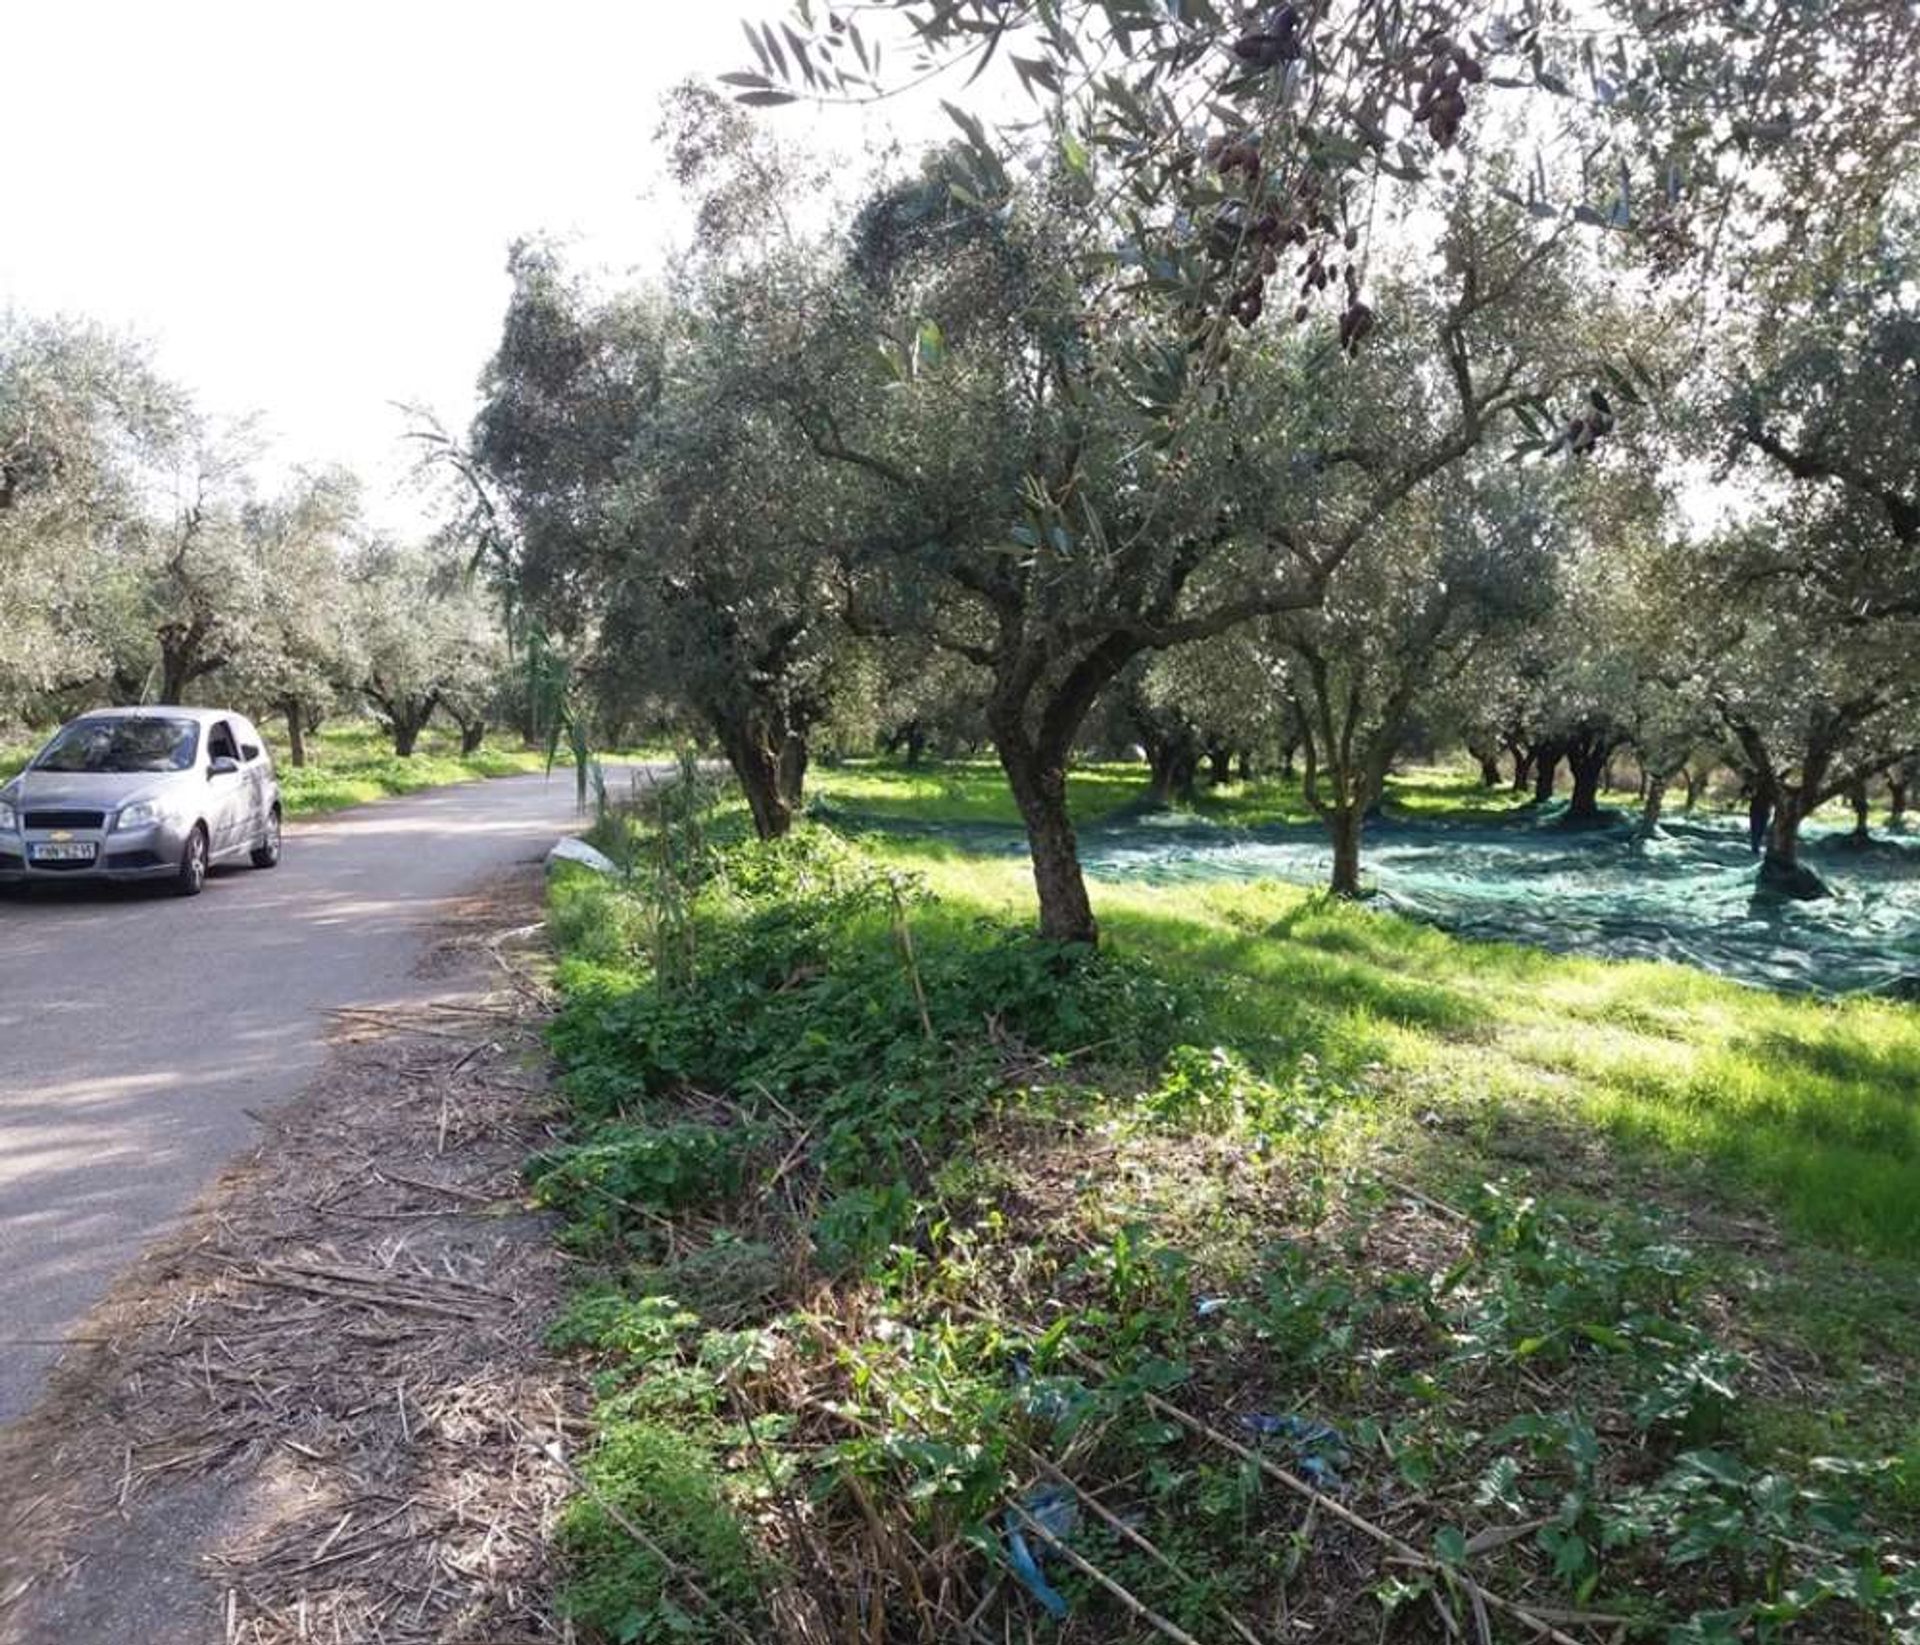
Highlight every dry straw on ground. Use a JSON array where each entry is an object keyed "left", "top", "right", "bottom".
[{"left": 0, "top": 873, "right": 585, "bottom": 1645}]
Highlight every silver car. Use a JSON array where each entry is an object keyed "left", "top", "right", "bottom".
[{"left": 0, "top": 707, "right": 282, "bottom": 896}]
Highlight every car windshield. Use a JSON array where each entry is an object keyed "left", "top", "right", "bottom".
[{"left": 33, "top": 718, "right": 200, "bottom": 774}]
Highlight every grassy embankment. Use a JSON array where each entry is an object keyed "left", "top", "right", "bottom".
[
  {"left": 275, "top": 723, "right": 558, "bottom": 815},
  {"left": 531, "top": 758, "right": 1919, "bottom": 1643}
]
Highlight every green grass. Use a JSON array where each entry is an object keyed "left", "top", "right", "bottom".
[
  {"left": 811, "top": 756, "right": 1150, "bottom": 826},
  {"left": 534, "top": 784, "right": 1920, "bottom": 1644},
  {"left": 824, "top": 767, "right": 1920, "bottom": 1260},
  {"left": 275, "top": 723, "right": 554, "bottom": 816},
  {"left": 809, "top": 756, "right": 1652, "bottom": 831},
  {"left": 805, "top": 757, "right": 1920, "bottom": 1258}
]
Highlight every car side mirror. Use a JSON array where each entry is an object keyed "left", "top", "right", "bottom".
[{"left": 208, "top": 756, "right": 240, "bottom": 777}]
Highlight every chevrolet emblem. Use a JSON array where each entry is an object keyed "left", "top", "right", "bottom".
[{"left": 51, "top": 830, "right": 72, "bottom": 842}]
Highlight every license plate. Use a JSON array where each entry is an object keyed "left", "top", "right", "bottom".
[{"left": 31, "top": 842, "right": 97, "bottom": 862}]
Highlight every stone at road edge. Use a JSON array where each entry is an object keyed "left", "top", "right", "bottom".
[{"left": 546, "top": 837, "right": 618, "bottom": 876}]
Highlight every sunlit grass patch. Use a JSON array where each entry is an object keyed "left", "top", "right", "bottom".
[
  {"left": 845, "top": 764, "right": 1920, "bottom": 1257},
  {"left": 811, "top": 755, "right": 1634, "bottom": 831},
  {"left": 274, "top": 724, "right": 555, "bottom": 817},
  {"left": 810, "top": 756, "right": 1146, "bottom": 826}
]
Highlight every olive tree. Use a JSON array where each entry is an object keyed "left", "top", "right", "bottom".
[
  {"left": 1696, "top": 210, "right": 1920, "bottom": 893},
  {"left": 1278, "top": 468, "right": 1554, "bottom": 892},
  {"left": 790, "top": 170, "right": 1609, "bottom": 942},
  {"left": 0, "top": 315, "right": 184, "bottom": 718},
  {"left": 213, "top": 468, "right": 362, "bottom": 762},
  {"left": 1124, "top": 632, "right": 1288, "bottom": 806},
  {"left": 349, "top": 545, "right": 500, "bottom": 757},
  {"left": 465, "top": 94, "right": 857, "bottom": 836},
  {"left": 470, "top": 245, "right": 852, "bottom": 837}
]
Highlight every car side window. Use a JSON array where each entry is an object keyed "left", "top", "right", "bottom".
[
  {"left": 208, "top": 722, "right": 241, "bottom": 765},
  {"left": 240, "top": 740, "right": 262, "bottom": 762}
]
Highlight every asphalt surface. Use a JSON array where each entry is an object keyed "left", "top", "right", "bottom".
[{"left": 0, "top": 768, "right": 628, "bottom": 1425}]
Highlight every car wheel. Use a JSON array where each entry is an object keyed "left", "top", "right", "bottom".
[
  {"left": 251, "top": 808, "right": 282, "bottom": 869},
  {"left": 175, "top": 826, "right": 209, "bottom": 897}
]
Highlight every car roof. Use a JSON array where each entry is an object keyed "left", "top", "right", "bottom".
[{"left": 71, "top": 707, "right": 244, "bottom": 725}]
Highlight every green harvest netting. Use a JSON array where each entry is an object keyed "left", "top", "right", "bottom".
[{"left": 827, "top": 805, "right": 1920, "bottom": 999}]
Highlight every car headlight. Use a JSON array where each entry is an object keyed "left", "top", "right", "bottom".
[
  {"left": 0, "top": 800, "right": 15, "bottom": 833},
  {"left": 115, "top": 800, "right": 166, "bottom": 831}
]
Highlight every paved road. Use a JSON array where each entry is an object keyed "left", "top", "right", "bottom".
[{"left": 0, "top": 769, "right": 623, "bottom": 1425}]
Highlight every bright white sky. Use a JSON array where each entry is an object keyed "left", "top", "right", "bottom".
[{"left": 0, "top": 0, "right": 937, "bottom": 530}]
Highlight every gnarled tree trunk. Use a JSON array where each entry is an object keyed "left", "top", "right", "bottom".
[
  {"left": 1563, "top": 727, "right": 1618, "bottom": 824},
  {"left": 715, "top": 711, "right": 793, "bottom": 840},
  {"left": 1724, "top": 717, "right": 1838, "bottom": 900},
  {"left": 1145, "top": 736, "right": 1200, "bottom": 806},
  {"left": 282, "top": 699, "right": 308, "bottom": 769},
  {"left": 996, "top": 714, "right": 1098, "bottom": 944},
  {"left": 1329, "top": 804, "right": 1364, "bottom": 897},
  {"left": 887, "top": 721, "right": 927, "bottom": 767},
  {"left": 778, "top": 730, "right": 809, "bottom": 812},
  {"left": 367, "top": 681, "right": 439, "bottom": 759},
  {"left": 1635, "top": 771, "right": 1668, "bottom": 842},
  {"left": 1530, "top": 743, "right": 1562, "bottom": 804},
  {"left": 393, "top": 712, "right": 427, "bottom": 758},
  {"left": 1760, "top": 797, "right": 1828, "bottom": 898},
  {"left": 1130, "top": 695, "right": 1201, "bottom": 808},
  {"left": 1846, "top": 776, "right": 1871, "bottom": 845}
]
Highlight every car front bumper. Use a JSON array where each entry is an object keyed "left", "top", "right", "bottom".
[{"left": 0, "top": 819, "right": 192, "bottom": 884}]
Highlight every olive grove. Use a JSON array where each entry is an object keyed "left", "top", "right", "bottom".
[{"left": 0, "top": 315, "right": 511, "bottom": 760}]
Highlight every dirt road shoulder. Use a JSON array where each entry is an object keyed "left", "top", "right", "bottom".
[{"left": 0, "top": 867, "right": 582, "bottom": 1645}]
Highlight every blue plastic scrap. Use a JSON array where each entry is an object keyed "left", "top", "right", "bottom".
[
  {"left": 1005, "top": 1486, "right": 1079, "bottom": 1619},
  {"left": 1239, "top": 1412, "right": 1349, "bottom": 1489}
]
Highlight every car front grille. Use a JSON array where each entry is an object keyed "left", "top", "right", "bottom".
[{"left": 24, "top": 810, "right": 106, "bottom": 831}]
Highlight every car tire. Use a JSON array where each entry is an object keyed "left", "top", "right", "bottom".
[
  {"left": 175, "top": 826, "right": 209, "bottom": 897},
  {"left": 251, "top": 807, "right": 282, "bottom": 869}
]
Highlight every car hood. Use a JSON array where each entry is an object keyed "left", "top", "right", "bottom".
[{"left": 3, "top": 770, "right": 190, "bottom": 813}]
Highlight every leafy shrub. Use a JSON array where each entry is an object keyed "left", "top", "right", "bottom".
[
  {"left": 813, "top": 1179, "right": 921, "bottom": 1273},
  {"left": 548, "top": 864, "right": 652, "bottom": 968},
  {"left": 548, "top": 1289, "right": 698, "bottom": 1365},
  {"left": 1443, "top": 1183, "right": 1739, "bottom": 1441},
  {"left": 548, "top": 823, "right": 1195, "bottom": 1186},
  {"left": 528, "top": 1121, "right": 761, "bottom": 1244},
  {"left": 1137, "top": 1044, "right": 1337, "bottom": 1142},
  {"left": 558, "top": 1419, "right": 762, "bottom": 1643}
]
